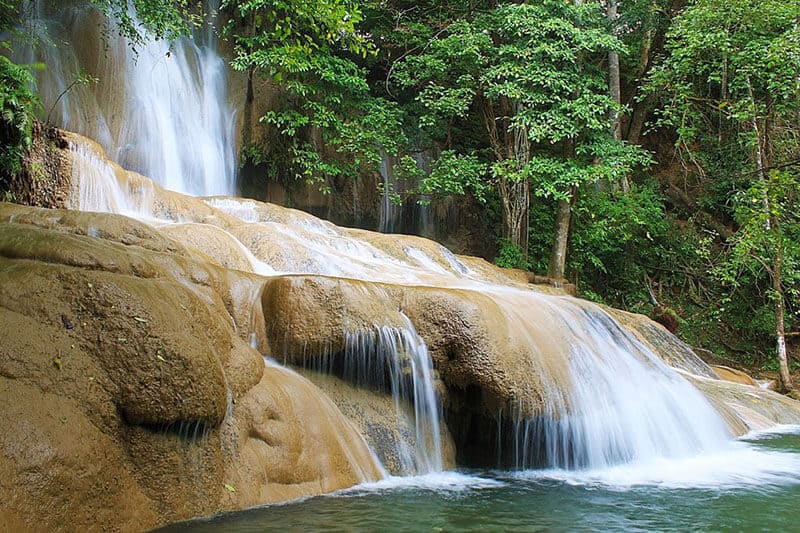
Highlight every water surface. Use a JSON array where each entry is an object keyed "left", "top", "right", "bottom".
[{"left": 163, "top": 429, "right": 800, "bottom": 532}]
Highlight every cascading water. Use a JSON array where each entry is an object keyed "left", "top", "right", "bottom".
[
  {"left": 22, "top": 0, "right": 800, "bottom": 490},
  {"left": 68, "top": 139, "right": 155, "bottom": 217},
  {"left": 497, "top": 296, "right": 732, "bottom": 470},
  {"left": 377, "top": 149, "right": 437, "bottom": 236},
  {"left": 16, "top": 0, "right": 236, "bottom": 196},
  {"left": 410, "top": 150, "right": 436, "bottom": 237},
  {"left": 302, "top": 316, "right": 444, "bottom": 475}
]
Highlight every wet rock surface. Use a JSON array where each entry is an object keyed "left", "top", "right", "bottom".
[
  {"left": 4, "top": 133, "right": 800, "bottom": 528},
  {"left": 0, "top": 203, "right": 382, "bottom": 531}
]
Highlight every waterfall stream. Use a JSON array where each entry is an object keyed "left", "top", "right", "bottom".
[
  {"left": 497, "top": 295, "right": 732, "bottom": 470},
  {"left": 304, "top": 316, "right": 444, "bottom": 475},
  {"left": 21, "top": 0, "right": 800, "bottom": 486},
  {"left": 17, "top": 0, "right": 236, "bottom": 196}
]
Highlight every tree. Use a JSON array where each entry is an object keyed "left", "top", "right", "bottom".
[
  {"left": 614, "top": 0, "right": 687, "bottom": 145},
  {"left": 0, "top": 55, "right": 39, "bottom": 182},
  {"left": 606, "top": 0, "right": 624, "bottom": 184},
  {"left": 224, "top": 0, "right": 405, "bottom": 191},
  {"left": 1, "top": 1, "right": 39, "bottom": 186},
  {"left": 715, "top": 172, "right": 800, "bottom": 391},
  {"left": 651, "top": 0, "right": 800, "bottom": 390},
  {"left": 394, "top": 1, "right": 648, "bottom": 275}
]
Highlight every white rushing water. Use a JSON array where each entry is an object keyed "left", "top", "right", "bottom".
[
  {"left": 303, "top": 316, "right": 444, "bottom": 475},
  {"left": 497, "top": 295, "right": 733, "bottom": 470},
  {"left": 17, "top": 0, "right": 236, "bottom": 196},
  {"left": 67, "top": 141, "right": 155, "bottom": 217},
  {"left": 25, "top": 0, "right": 800, "bottom": 488},
  {"left": 63, "top": 133, "right": 798, "bottom": 484},
  {"left": 513, "top": 440, "right": 800, "bottom": 489}
]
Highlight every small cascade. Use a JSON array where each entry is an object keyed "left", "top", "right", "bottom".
[
  {"left": 67, "top": 140, "right": 155, "bottom": 217},
  {"left": 496, "top": 295, "right": 733, "bottom": 470},
  {"left": 378, "top": 149, "right": 438, "bottom": 237},
  {"left": 410, "top": 150, "right": 435, "bottom": 238},
  {"left": 261, "top": 357, "right": 387, "bottom": 484},
  {"left": 304, "top": 316, "right": 444, "bottom": 475}
]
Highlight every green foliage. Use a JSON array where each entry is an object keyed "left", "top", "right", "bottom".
[
  {"left": 0, "top": 55, "right": 40, "bottom": 178},
  {"left": 570, "top": 181, "right": 674, "bottom": 306},
  {"left": 89, "top": 0, "right": 200, "bottom": 43},
  {"left": 240, "top": 142, "right": 271, "bottom": 168},
  {"left": 527, "top": 141, "right": 653, "bottom": 201},
  {"left": 494, "top": 238, "right": 531, "bottom": 271},
  {"left": 227, "top": 0, "right": 404, "bottom": 189},
  {"left": 713, "top": 171, "right": 800, "bottom": 342},
  {"left": 650, "top": 0, "right": 800, "bottom": 365},
  {"left": 649, "top": 0, "right": 800, "bottom": 149},
  {"left": 415, "top": 150, "right": 489, "bottom": 203},
  {"left": 392, "top": 0, "right": 651, "bottom": 253},
  {"left": 526, "top": 199, "right": 557, "bottom": 274},
  {"left": 393, "top": 2, "right": 622, "bottom": 143},
  {"left": 226, "top": 0, "right": 369, "bottom": 64},
  {"left": 0, "top": 1, "right": 19, "bottom": 46}
]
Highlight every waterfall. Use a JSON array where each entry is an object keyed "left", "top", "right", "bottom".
[
  {"left": 58, "top": 133, "right": 794, "bottom": 480},
  {"left": 67, "top": 139, "right": 155, "bottom": 217},
  {"left": 304, "top": 317, "right": 444, "bottom": 475},
  {"left": 411, "top": 150, "right": 434, "bottom": 237},
  {"left": 16, "top": 0, "right": 236, "bottom": 197},
  {"left": 497, "top": 296, "right": 732, "bottom": 470},
  {"left": 20, "top": 0, "right": 798, "bottom": 488},
  {"left": 378, "top": 149, "right": 436, "bottom": 237}
]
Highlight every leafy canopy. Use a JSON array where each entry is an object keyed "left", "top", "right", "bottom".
[
  {"left": 650, "top": 0, "right": 800, "bottom": 144},
  {"left": 226, "top": 0, "right": 405, "bottom": 189},
  {"left": 90, "top": 0, "right": 202, "bottom": 43},
  {"left": 393, "top": 1, "right": 650, "bottom": 202},
  {"left": 0, "top": 55, "right": 40, "bottom": 176}
]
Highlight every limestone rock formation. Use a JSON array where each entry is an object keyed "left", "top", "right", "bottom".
[
  {"left": 5, "top": 130, "right": 800, "bottom": 528},
  {"left": 259, "top": 272, "right": 800, "bottom": 461},
  {"left": 0, "top": 203, "right": 382, "bottom": 531},
  {"left": 711, "top": 365, "right": 758, "bottom": 387}
]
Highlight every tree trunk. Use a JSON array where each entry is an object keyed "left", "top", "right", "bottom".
[
  {"left": 499, "top": 178, "right": 530, "bottom": 257},
  {"left": 495, "top": 99, "right": 532, "bottom": 258},
  {"left": 747, "top": 76, "right": 792, "bottom": 391},
  {"left": 773, "top": 217, "right": 793, "bottom": 392},
  {"left": 626, "top": 95, "right": 651, "bottom": 145},
  {"left": 624, "top": 0, "right": 687, "bottom": 145},
  {"left": 548, "top": 191, "right": 573, "bottom": 279},
  {"left": 607, "top": 0, "right": 629, "bottom": 192}
]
